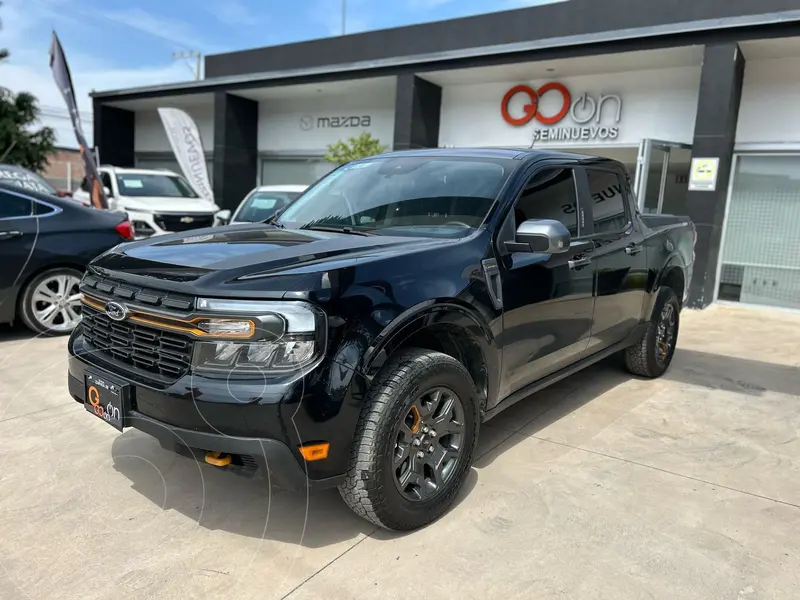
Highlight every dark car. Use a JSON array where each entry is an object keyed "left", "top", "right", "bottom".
[
  {"left": 0, "top": 163, "right": 60, "bottom": 195},
  {"left": 0, "top": 182, "right": 134, "bottom": 336},
  {"left": 67, "top": 148, "right": 695, "bottom": 531}
]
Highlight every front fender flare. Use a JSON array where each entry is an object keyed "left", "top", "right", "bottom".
[{"left": 358, "top": 299, "right": 498, "bottom": 406}]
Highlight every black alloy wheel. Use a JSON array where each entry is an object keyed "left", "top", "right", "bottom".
[
  {"left": 392, "top": 387, "right": 466, "bottom": 502},
  {"left": 654, "top": 301, "right": 677, "bottom": 367},
  {"left": 624, "top": 286, "right": 680, "bottom": 378}
]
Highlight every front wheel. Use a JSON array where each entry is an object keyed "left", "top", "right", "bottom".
[
  {"left": 624, "top": 287, "right": 680, "bottom": 378},
  {"left": 339, "top": 348, "right": 479, "bottom": 531},
  {"left": 18, "top": 268, "right": 83, "bottom": 336}
]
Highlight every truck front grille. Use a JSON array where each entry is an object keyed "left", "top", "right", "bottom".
[
  {"left": 80, "top": 304, "right": 193, "bottom": 380},
  {"left": 154, "top": 213, "right": 214, "bottom": 232}
]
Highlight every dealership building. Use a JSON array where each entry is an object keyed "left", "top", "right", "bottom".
[{"left": 91, "top": 0, "right": 800, "bottom": 311}]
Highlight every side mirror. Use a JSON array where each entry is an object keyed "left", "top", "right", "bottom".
[
  {"left": 510, "top": 219, "right": 571, "bottom": 254},
  {"left": 214, "top": 209, "right": 232, "bottom": 226}
]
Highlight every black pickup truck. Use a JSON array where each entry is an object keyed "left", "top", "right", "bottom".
[{"left": 67, "top": 148, "right": 695, "bottom": 531}]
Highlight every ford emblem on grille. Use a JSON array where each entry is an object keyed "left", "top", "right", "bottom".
[
  {"left": 180, "top": 216, "right": 195, "bottom": 223},
  {"left": 105, "top": 301, "right": 129, "bottom": 321}
]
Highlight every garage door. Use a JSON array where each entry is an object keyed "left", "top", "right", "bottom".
[{"left": 260, "top": 159, "right": 334, "bottom": 187}]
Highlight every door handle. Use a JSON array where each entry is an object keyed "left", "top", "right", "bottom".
[
  {"left": 568, "top": 256, "right": 592, "bottom": 270},
  {"left": 0, "top": 231, "right": 22, "bottom": 240},
  {"left": 625, "top": 243, "right": 643, "bottom": 255}
]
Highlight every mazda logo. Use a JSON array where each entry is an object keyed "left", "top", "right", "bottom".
[
  {"left": 105, "top": 301, "right": 129, "bottom": 322},
  {"left": 299, "top": 116, "right": 314, "bottom": 131}
]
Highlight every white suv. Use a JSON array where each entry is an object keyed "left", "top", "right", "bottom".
[{"left": 73, "top": 166, "right": 220, "bottom": 237}]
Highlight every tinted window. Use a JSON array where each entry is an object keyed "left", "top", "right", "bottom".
[
  {"left": 235, "top": 191, "right": 302, "bottom": 222},
  {"left": 278, "top": 157, "right": 514, "bottom": 238},
  {"left": 514, "top": 168, "right": 579, "bottom": 236},
  {"left": 116, "top": 173, "right": 199, "bottom": 199},
  {"left": 0, "top": 190, "right": 34, "bottom": 219},
  {"left": 586, "top": 169, "right": 628, "bottom": 233},
  {"left": 33, "top": 201, "right": 56, "bottom": 216}
]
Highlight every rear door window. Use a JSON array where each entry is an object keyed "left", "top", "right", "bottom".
[
  {"left": 585, "top": 169, "right": 629, "bottom": 234},
  {"left": 0, "top": 190, "right": 34, "bottom": 219}
]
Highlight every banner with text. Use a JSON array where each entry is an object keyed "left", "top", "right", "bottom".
[
  {"left": 49, "top": 31, "right": 108, "bottom": 210},
  {"left": 157, "top": 108, "right": 214, "bottom": 204}
]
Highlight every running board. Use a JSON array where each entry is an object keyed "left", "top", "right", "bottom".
[{"left": 483, "top": 322, "right": 648, "bottom": 422}]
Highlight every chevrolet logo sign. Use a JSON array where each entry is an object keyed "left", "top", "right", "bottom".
[{"left": 180, "top": 216, "right": 195, "bottom": 223}]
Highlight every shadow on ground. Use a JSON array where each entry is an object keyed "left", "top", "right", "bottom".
[
  {"left": 110, "top": 359, "right": 625, "bottom": 547},
  {"left": 0, "top": 323, "right": 38, "bottom": 343},
  {"left": 109, "top": 346, "right": 798, "bottom": 548},
  {"left": 666, "top": 348, "right": 800, "bottom": 397}
]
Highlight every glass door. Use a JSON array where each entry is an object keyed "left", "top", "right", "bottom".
[{"left": 634, "top": 139, "right": 692, "bottom": 214}]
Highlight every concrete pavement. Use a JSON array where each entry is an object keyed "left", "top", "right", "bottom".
[{"left": 1, "top": 304, "right": 799, "bottom": 599}]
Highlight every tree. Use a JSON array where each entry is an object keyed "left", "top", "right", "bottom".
[
  {"left": 0, "top": 2, "right": 56, "bottom": 170},
  {"left": 324, "top": 131, "right": 386, "bottom": 166}
]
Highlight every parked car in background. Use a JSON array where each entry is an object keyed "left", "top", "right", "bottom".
[
  {"left": 72, "top": 166, "right": 220, "bottom": 237},
  {"left": 215, "top": 184, "right": 307, "bottom": 225},
  {"left": 67, "top": 148, "right": 695, "bottom": 530},
  {"left": 0, "top": 182, "right": 134, "bottom": 336}
]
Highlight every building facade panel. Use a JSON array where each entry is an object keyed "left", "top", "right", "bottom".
[
  {"left": 438, "top": 66, "right": 702, "bottom": 149},
  {"left": 736, "top": 57, "right": 800, "bottom": 147},
  {"left": 134, "top": 106, "right": 215, "bottom": 154},
  {"left": 256, "top": 89, "right": 396, "bottom": 154}
]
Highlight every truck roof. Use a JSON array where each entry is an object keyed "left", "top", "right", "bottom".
[{"left": 374, "top": 147, "right": 615, "bottom": 164}]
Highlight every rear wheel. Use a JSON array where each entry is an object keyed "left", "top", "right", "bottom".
[
  {"left": 624, "top": 287, "right": 680, "bottom": 378},
  {"left": 339, "top": 348, "right": 479, "bottom": 531},
  {"left": 18, "top": 268, "right": 83, "bottom": 336}
]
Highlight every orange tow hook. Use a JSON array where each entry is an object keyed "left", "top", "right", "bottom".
[{"left": 205, "top": 451, "right": 232, "bottom": 467}]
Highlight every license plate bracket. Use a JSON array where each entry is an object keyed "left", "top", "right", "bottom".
[{"left": 84, "top": 370, "right": 130, "bottom": 431}]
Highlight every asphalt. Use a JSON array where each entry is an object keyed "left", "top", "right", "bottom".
[{"left": 1, "top": 304, "right": 799, "bottom": 599}]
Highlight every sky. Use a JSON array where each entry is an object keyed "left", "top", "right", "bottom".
[{"left": 0, "top": 0, "right": 560, "bottom": 149}]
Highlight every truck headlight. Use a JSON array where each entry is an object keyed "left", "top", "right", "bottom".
[{"left": 190, "top": 300, "right": 325, "bottom": 376}]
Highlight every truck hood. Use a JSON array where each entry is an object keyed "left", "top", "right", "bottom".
[
  {"left": 116, "top": 196, "right": 218, "bottom": 214},
  {"left": 91, "top": 224, "right": 457, "bottom": 294}
]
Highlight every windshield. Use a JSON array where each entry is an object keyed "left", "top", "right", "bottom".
[
  {"left": 235, "top": 190, "right": 303, "bottom": 222},
  {"left": 0, "top": 165, "right": 58, "bottom": 195},
  {"left": 116, "top": 173, "right": 199, "bottom": 199},
  {"left": 276, "top": 156, "right": 515, "bottom": 237}
]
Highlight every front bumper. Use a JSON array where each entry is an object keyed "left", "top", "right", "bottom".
[{"left": 68, "top": 330, "right": 357, "bottom": 490}]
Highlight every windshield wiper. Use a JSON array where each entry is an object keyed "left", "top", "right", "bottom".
[
  {"left": 299, "top": 224, "right": 375, "bottom": 236},
  {"left": 263, "top": 215, "right": 285, "bottom": 228}
]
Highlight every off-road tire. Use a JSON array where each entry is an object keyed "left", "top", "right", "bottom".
[
  {"left": 339, "top": 348, "right": 480, "bottom": 531},
  {"left": 624, "top": 287, "right": 680, "bottom": 378},
  {"left": 18, "top": 267, "right": 83, "bottom": 337}
]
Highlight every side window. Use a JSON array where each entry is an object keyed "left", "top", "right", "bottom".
[
  {"left": 33, "top": 201, "right": 56, "bottom": 216},
  {"left": 585, "top": 169, "right": 628, "bottom": 234},
  {"left": 513, "top": 167, "right": 579, "bottom": 237},
  {"left": 0, "top": 190, "right": 34, "bottom": 219},
  {"left": 80, "top": 176, "right": 91, "bottom": 192},
  {"left": 101, "top": 172, "right": 114, "bottom": 197}
]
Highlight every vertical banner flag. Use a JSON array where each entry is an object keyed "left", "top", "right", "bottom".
[
  {"left": 49, "top": 31, "right": 108, "bottom": 210},
  {"left": 157, "top": 108, "right": 215, "bottom": 205}
]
